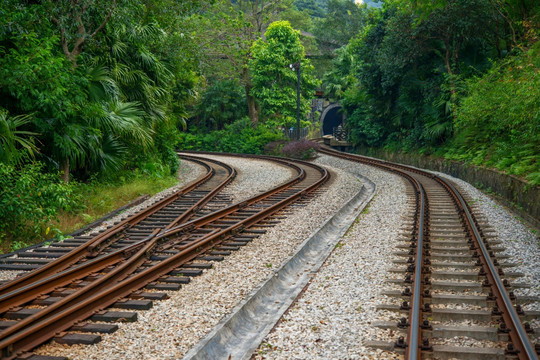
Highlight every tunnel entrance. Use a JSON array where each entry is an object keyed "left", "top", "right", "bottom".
[{"left": 321, "top": 105, "right": 343, "bottom": 135}]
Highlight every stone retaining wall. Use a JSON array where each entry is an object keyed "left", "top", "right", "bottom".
[{"left": 359, "top": 149, "right": 540, "bottom": 229}]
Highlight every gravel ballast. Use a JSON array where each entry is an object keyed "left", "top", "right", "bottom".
[
  {"left": 35, "top": 154, "right": 363, "bottom": 359},
  {"left": 252, "top": 155, "right": 539, "bottom": 359},
  {"left": 82, "top": 158, "right": 207, "bottom": 235},
  {"left": 434, "top": 171, "right": 540, "bottom": 306},
  {"left": 6, "top": 153, "right": 538, "bottom": 360},
  {"left": 187, "top": 154, "right": 295, "bottom": 204},
  {"left": 183, "top": 169, "right": 374, "bottom": 360},
  {"left": 253, "top": 155, "right": 408, "bottom": 359}
]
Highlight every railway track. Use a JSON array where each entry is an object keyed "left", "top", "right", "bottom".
[
  {"left": 318, "top": 146, "right": 539, "bottom": 360},
  {"left": 0, "top": 154, "right": 235, "bottom": 275},
  {"left": 0, "top": 153, "right": 328, "bottom": 360}
]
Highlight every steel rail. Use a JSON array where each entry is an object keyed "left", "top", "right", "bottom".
[
  {"left": 0, "top": 155, "right": 328, "bottom": 359},
  {"left": 0, "top": 228, "right": 162, "bottom": 359},
  {"left": 160, "top": 155, "right": 307, "bottom": 238},
  {"left": 317, "top": 147, "right": 427, "bottom": 358},
  {"left": 164, "top": 154, "right": 236, "bottom": 229},
  {"left": 406, "top": 179, "right": 426, "bottom": 360},
  {"left": 0, "top": 156, "right": 235, "bottom": 315},
  {"left": 438, "top": 179, "right": 538, "bottom": 360},
  {"left": 0, "top": 157, "right": 216, "bottom": 297},
  {"left": 158, "top": 158, "right": 328, "bottom": 243},
  {"left": 0, "top": 154, "right": 298, "bottom": 313},
  {"left": 318, "top": 146, "right": 537, "bottom": 360},
  {"left": 0, "top": 249, "right": 124, "bottom": 315}
]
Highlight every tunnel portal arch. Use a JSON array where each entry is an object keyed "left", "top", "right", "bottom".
[{"left": 320, "top": 103, "right": 343, "bottom": 136}]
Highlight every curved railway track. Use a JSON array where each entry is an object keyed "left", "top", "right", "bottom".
[
  {"left": 0, "top": 153, "right": 328, "bottom": 360},
  {"left": 318, "top": 146, "right": 539, "bottom": 360},
  {"left": 0, "top": 155, "right": 236, "bottom": 299}
]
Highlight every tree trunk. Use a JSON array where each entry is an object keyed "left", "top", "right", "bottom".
[
  {"left": 60, "top": 158, "right": 70, "bottom": 183},
  {"left": 443, "top": 39, "right": 457, "bottom": 121},
  {"left": 495, "top": 18, "right": 502, "bottom": 58},
  {"left": 67, "top": 47, "right": 83, "bottom": 67},
  {"left": 444, "top": 39, "right": 456, "bottom": 95},
  {"left": 246, "top": 86, "right": 259, "bottom": 127},
  {"left": 242, "top": 67, "right": 259, "bottom": 127},
  {"left": 520, "top": 0, "right": 528, "bottom": 21}
]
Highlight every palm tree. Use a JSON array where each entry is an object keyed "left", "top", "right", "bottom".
[
  {"left": 0, "top": 110, "right": 38, "bottom": 164},
  {"left": 49, "top": 64, "right": 157, "bottom": 182},
  {"left": 323, "top": 46, "right": 355, "bottom": 101},
  {"left": 50, "top": 21, "right": 180, "bottom": 182},
  {"left": 90, "top": 22, "right": 174, "bottom": 125},
  {"left": 69, "top": 67, "right": 156, "bottom": 180}
]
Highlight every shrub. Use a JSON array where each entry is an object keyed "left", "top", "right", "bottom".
[
  {"left": 177, "top": 118, "right": 284, "bottom": 155},
  {"left": 281, "top": 140, "right": 320, "bottom": 159},
  {"left": 452, "top": 45, "right": 540, "bottom": 184},
  {"left": 264, "top": 140, "right": 288, "bottom": 156},
  {"left": 194, "top": 79, "right": 247, "bottom": 130},
  {"left": 154, "top": 123, "right": 182, "bottom": 175},
  {"left": 0, "top": 162, "right": 79, "bottom": 250}
]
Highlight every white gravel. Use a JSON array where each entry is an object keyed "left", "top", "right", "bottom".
[
  {"left": 0, "top": 271, "right": 18, "bottom": 282},
  {"left": 253, "top": 155, "right": 408, "bottom": 360},
  {"left": 35, "top": 154, "right": 363, "bottom": 359},
  {"left": 432, "top": 171, "right": 540, "bottom": 306},
  {"left": 0, "top": 160, "right": 205, "bottom": 283},
  {"left": 190, "top": 154, "right": 295, "bottom": 203},
  {"left": 253, "top": 156, "right": 539, "bottom": 359},
  {"left": 10, "top": 153, "right": 540, "bottom": 360}
]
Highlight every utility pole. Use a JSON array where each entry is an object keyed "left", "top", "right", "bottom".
[{"left": 290, "top": 61, "right": 301, "bottom": 140}]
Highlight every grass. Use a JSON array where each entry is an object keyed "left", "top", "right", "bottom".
[
  {"left": 55, "top": 175, "right": 178, "bottom": 235},
  {"left": 0, "top": 174, "right": 178, "bottom": 254}
]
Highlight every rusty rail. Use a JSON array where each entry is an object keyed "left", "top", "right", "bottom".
[
  {"left": 318, "top": 146, "right": 538, "bottom": 360},
  {"left": 0, "top": 157, "right": 217, "bottom": 297},
  {"left": 436, "top": 178, "right": 537, "bottom": 360},
  {"left": 0, "top": 153, "right": 328, "bottom": 358},
  {"left": 165, "top": 154, "right": 236, "bottom": 229},
  {"left": 0, "top": 155, "right": 237, "bottom": 315}
]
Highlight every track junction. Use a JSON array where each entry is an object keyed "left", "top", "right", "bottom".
[{"left": 0, "top": 150, "right": 537, "bottom": 360}]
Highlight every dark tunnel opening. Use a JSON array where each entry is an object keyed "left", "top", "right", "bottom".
[{"left": 322, "top": 106, "right": 343, "bottom": 135}]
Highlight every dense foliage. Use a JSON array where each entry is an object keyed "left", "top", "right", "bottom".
[
  {"left": 0, "top": 0, "right": 200, "bottom": 182},
  {"left": 250, "top": 21, "right": 320, "bottom": 128},
  {"left": 450, "top": 45, "right": 540, "bottom": 183},
  {"left": 320, "top": 0, "right": 539, "bottom": 183},
  {"left": 177, "top": 118, "right": 283, "bottom": 155},
  {"left": 0, "top": 163, "right": 79, "bottom": 249},
  {"left": 0, "top": 0, "right": 205, "bottom": 248}
]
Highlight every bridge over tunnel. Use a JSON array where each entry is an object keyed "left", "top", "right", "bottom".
[{"left": 320, "top": 103, "right": 343, "bottom": 136}]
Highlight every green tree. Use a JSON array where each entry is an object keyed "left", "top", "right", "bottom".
[
  {"left": 453, "top": 45, "right": 540, "bottom": 182},
  {"left": 0, "top": 0, "right": 199, "bottom": 181},
  {"left": 341, "top": 0, "right": 501, "bottom": 149},
  {"left": 45, "top": 0, "right": 119, "bottom": 66},
  {"left": 191, "top": 0, "right": 291, "bottom": 126},
  {"left": 313, "top": 0, "right": 367, "bottom": 52},
  {"left": 194, "top": 80, "right": 248, "bottom": 130},
  {"left": 322, "top": 45, "right": 355, "bottom": 100},
  {"left": 294, "top": 0, "right": 326, "bottom": 18},
  {"left": 249, "top": 21, "right": 320, "bottom": 127}
]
